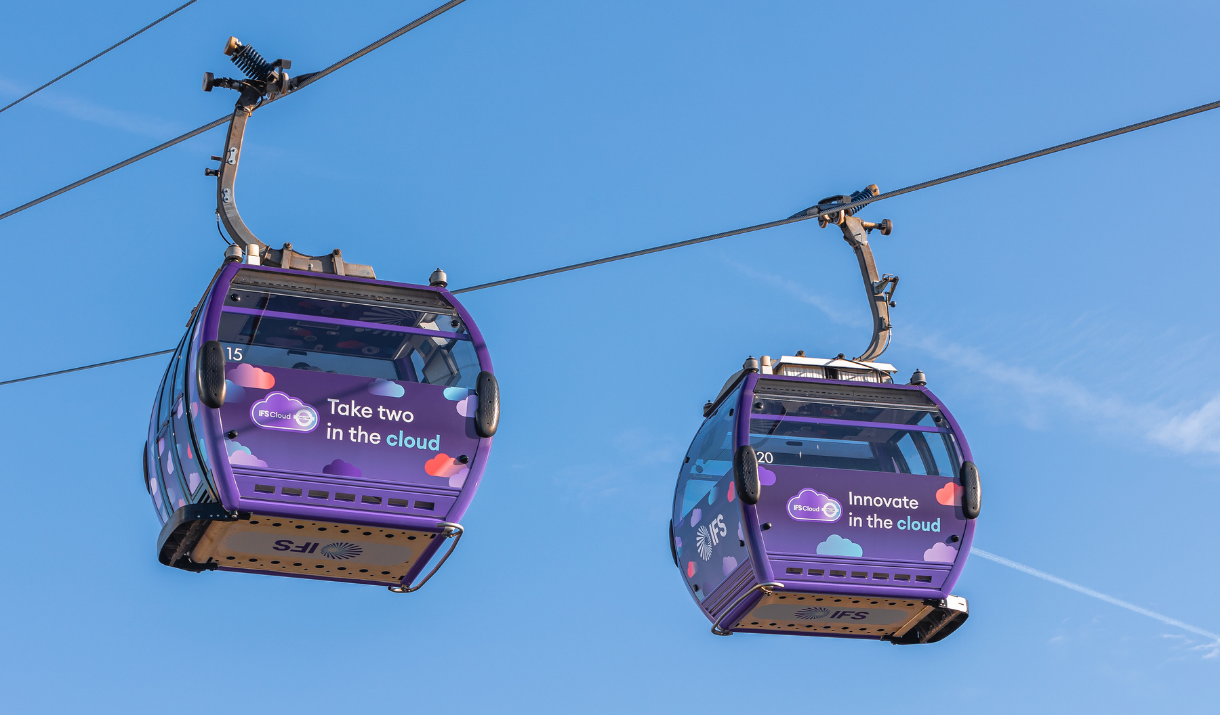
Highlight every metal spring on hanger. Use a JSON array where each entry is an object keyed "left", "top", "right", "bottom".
[
  {"left": 842, "top": 186, "right": 878, "bottom": 217},
  {"left": 230, "top": 44, "right": 273, "bottom": 81}
]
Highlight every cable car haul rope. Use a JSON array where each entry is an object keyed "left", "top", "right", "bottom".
[
  {"left": 0, "top": 7, "right": 1210, "bottom": 644},
  {"left": 6, "top": 90, "right": 1219, "bottom": 384}
]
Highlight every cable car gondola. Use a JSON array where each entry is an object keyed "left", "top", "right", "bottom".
[
  {"left": 669, "top": 188, "right": 981, "bottom": 642},
  {"left": 145, "top": 38, "right": 499, "bottom": 592}
]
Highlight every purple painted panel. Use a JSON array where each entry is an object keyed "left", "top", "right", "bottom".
[
  {"left": 218, "top": 365, "right": 481, "bottom": 491},
  {"left": 755, "top": 464, "right": 968, "bottom": 566}
]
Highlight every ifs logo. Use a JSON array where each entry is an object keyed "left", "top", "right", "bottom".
[
  {"left": 786, "top": 488, "right": 842, "bottom": 523},
  {"left": 794, "top": 607, "right": 871, "bottom": 621},
  {"left": 272, "top": 540, "right": 364, "bottom": 560},
  {"left": 696, "top": 514, "right": 727, "bottom": 561},
  {"left": 250, "top": 392, "right": 320, "bottom": 433}
]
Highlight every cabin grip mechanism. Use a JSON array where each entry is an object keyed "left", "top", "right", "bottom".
[
  {"left": 203, "top": 36, "right": 376, "bottom": 278},
  {"left": 792, "top": 184, "right": 897, "bottom": 362}
]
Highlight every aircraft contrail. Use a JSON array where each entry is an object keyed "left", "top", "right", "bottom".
[{"left": 972, "top": 549, "right": 1220, "bottom": 643}]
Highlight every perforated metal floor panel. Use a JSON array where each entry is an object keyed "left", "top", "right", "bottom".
[
  {"left": 729, "top": 591, "right": 965, "bottom": 641},
  {"left": 191, "top": 515, "right": 436, "bottom": 585}
]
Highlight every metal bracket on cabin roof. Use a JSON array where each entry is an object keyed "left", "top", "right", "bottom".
[
  {"left": 792, "top": 184, "right": 897, "bottom": 362},
  {"left": 203, "top": 36, "right": 376, "bottom": 278}
]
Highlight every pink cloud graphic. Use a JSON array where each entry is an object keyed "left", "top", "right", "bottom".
[
  {"left": 425, "top": 453, "right": 465, "bottom": 478},
  {"left": 924, "top": 542, "right": 958, "bottom": 563},
  {"left": 228, "top": 363, "right": 275, "bottom": 389},
  {"left": 758, "top": 465, "right": 777, "bottom": 486},
  {"left": 322, "top": 459, "right": 362, "bottom": 478},
  {"left": 936, "top": 482, "right": 963, "bottom": 506}
]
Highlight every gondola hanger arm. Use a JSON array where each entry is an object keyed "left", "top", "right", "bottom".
[
  {"left": 808, "top": 184, "right": 897, "bottom": 362},
  {"left": 204, "top": 37, "right": 375, "bottom": 278}
]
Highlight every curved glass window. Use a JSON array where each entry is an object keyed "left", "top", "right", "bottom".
[
  {"left": 752, "top": 397, "right": 943, "bottom": 428},
  {"left": 672, "top": 389, "right": 750, "bottom": 601},
  {"left": 218, "top": 313, "right": 479, "bottom": 386},
  {"left": 750, "top": 418, "right": 958, "bottom": 476}
]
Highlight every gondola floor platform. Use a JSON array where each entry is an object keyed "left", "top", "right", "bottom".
[
  {"left": 191, "top": 515, "right": 434, "bottom": 585},
  {"left": 727, "top": 590, "right": 969, "bottom": 643}
]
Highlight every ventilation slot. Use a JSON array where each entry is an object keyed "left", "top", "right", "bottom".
[
  {"left": 388, "top": 498, "right": 409, "bottom": 508},
  {"left": 915, "top": 575, "right": 932, "bottom": 583},
  {"left": 808, "top": 569, "right": 824, "bottom": 576},
  {"left": 281, "top": 487, "right": 302, "bottom": 496},
  {"left": 307, "top": 490, "right": 329, "bottom": 499},
  {"left": 335, "top": 493, "right": 355, "bottom": 502},
  {"left": 829, "top": 570, "right": 846, "bottom": 578},
  {"left": 414, "top": 501, "right": 435, "bottom": 511},
  {"left": 361, "top": 495, "right": 382, "bottom": 505},
  {"left": 785, "top": 567, "right": 803, "bottom": 575},
  {"left": 253, "top": 484, "right": 275, "bottom": 493},
  {"left": 851, "top": 571, "right": 867, "bottom": 579},
  {"left": 872, "top": 573, "right": 889, "bottom": 580},
  {"left": 894, "top": 574, "right": 911, "bottom": 581}
]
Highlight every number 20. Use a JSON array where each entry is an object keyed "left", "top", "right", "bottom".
[{"left": 757, "top": 451, "right": 773, "bottom": 463}]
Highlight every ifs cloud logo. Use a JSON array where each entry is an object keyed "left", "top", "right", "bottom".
[
  {"left": 250, "top": 392, "right": 320, "bottom": 433},
  {"left": 787, "top": 488, "right": 842, "bottom": 523}
]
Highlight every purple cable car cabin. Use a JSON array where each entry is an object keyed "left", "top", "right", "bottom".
[
  {"left": 144, "top": 37, "right": 498, "bottom": 592},
  {"left": 146, "top": 263, "right": 498, "bottom": 590},
  {"left": 670, "top": 355, "right": 980, "bottom": 643}
]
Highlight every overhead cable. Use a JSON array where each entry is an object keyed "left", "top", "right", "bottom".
[
  {"left": 3, "top": 88, "right": 1219, "bottom": 384},
  {"left": 0, "top": 0, "right": 469, "bottom": 222},
  {"left": 454, "top": 96, "right": 1220, "bottom": 294},
  {"left": 0, "top": 350, "right": 175, "bottom": 387},
  {"left": 0, "top": 0, "right": 200, "bottom": 115}
]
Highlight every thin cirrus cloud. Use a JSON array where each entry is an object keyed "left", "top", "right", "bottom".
[
  {"left": 730, "top": 261, "right": 866, "bottom": 327},
  {"left": 910, "top": 332, "right": 1220, "bottom": 456},
  {"left": 974, "top": 548, "right": 1219, "bottom": 659},
  {"left": 0, "top": 77, "right": 186, "bottom": 138}
]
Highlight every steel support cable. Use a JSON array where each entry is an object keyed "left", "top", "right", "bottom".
[
  {"left": 0, "top": 349, "right": 175, "bottom": 387},
  {"left": 454, "top": 96, "right": 1220, "bottom": 294},
  {"left": 3, "top": 92, "right": 1219, "bottom": 385},
  {"left": 0, "top": 1, "right": 201, "bottom": 115},
  {"left": 0, "top": 0, "right": 470, "bottom": 223}
]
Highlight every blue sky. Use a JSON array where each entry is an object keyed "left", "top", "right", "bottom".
[{"left": 1, "top": 0, "right": 1218, "bottom": 712}]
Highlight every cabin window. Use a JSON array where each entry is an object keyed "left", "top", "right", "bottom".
[
  {"left": 750, "top": 418, "right": 958, "bottom": 476},
  {"left": 217, "top": 313, "right": 479, "bottom": 386},
  {"left": 671, "top": 388, "right": 751, "bottom": 601},
  {"left": 218, "top": 270, "right": 481, "bottom": 385},
  {"left": 675, "top": 391, "right": 738, "bottom": 523},
  {"left": 752, "top": 398, "right": 941, "bottom": 428}
]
